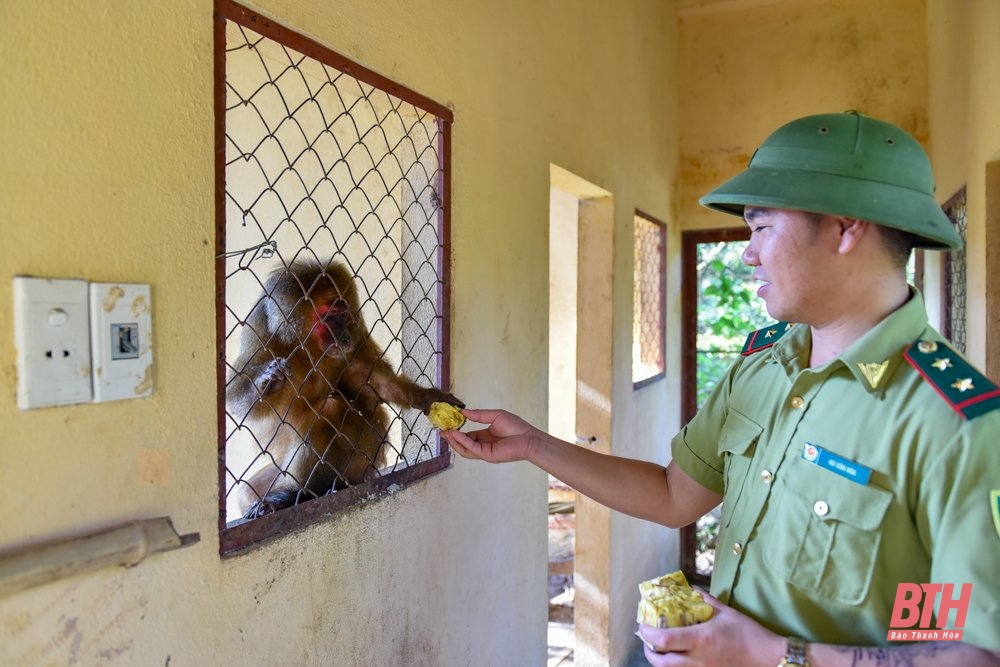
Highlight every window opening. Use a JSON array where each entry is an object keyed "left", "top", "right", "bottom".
[
  {"left": 214, "top": 0, "right": 455, "bottom": 554},
  {"left": 680, "top": 229, "right": 768, "bottom": 583},
  {"left": 941, "top": 187, "right": 967, "bottom": 353},
  {"left": 632, "top": 211, "right": 667, "bottom": 388}
]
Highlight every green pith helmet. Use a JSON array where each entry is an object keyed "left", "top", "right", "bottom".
[{"left": 699, "top": 111, "right": 963, "bottom": 251}]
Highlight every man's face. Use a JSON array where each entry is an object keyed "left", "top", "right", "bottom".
[{"left": 741, "top": 207, "right": 835, "bottom": 324}]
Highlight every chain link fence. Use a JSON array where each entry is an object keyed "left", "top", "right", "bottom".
[
  {"left": 632, "top": 212, "right": 666, "bottom": 387},
  {"left": 942, "top": 188, "right": 967, "bottom": 354},
  {"left": 215, "top": 2, "right": 453, "bottom": 549}
]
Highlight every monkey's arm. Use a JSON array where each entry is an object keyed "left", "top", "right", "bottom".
[{"left": 346, "top": 354, "right": 463, "bottom": 414}]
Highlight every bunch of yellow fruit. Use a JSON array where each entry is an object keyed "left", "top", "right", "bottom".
[{"left": 636, "top": 570, "right": 714, "bottom": 628}]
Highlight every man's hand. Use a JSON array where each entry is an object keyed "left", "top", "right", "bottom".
[
  {"left": 439, "top": 408, "right": 539, "bottom": 464},
  {"left": 636, "top": 590, "right": 785, "bottom": 666}
]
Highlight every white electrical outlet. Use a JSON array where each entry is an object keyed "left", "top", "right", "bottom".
[
  {"left": 13, "top": 276, "right": 93, "bottom": 410},
  {"left": 89, "top": 282, "right": 153, "bottom": 402}
]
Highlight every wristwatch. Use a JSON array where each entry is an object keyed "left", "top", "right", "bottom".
[{"left": 778, "top": 637, "right": 809, "bottom": 666}]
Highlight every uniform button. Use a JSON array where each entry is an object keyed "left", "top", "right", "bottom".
[
  {"left": 732, "top": 542, "right": 743, "bottom": 556},
  {"left": 790, "top": 396, "right": 805, "bottom": 409},
  {"left": 760, "top": 469, "right": 773, "bottom": 483},
  {"left": 813, "top": 500, "right": 829, "bottom": 517}
]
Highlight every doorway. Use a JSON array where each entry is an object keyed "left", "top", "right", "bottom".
[{"left": 547, "top": 165, "right": 614, "bottom": 666}]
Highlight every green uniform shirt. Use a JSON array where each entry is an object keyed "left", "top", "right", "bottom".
[{"left": 671, "top": 291, "right": 1000, "bottom": 650}]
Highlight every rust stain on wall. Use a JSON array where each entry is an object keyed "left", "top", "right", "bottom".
[
  {"left": 680, "top": 152, "right": 752, "bottom": 190},
  {"left": 138, "top": 448, "right": 171, "bottom": 486}
]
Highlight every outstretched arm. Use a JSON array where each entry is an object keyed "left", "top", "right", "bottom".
[{"left": 440, "top": 408, "right": 721, "bottom": 528}]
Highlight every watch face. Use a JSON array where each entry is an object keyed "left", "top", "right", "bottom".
[{"left": 781, "top": 637, "right": 808, "bottom": 667}]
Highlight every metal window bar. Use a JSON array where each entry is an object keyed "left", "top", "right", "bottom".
[
  {"left": 632, "top": 211, "right": 667, "bottom": 388},
  {"left": 941, "top": 187, "right": 967, "bottom": 354},
  {"left": 214, "top": 0, "right": 454, "bottom": 555}
]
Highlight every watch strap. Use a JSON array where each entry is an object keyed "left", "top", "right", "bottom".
[{"left": 779, "top": 636, "right": 809, "bottom": 666}]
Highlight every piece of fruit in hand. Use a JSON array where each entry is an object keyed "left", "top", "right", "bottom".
[
  {"left": 427, "top": 402, "right": 466, "bottom": 430},
  {"left": 636, "top": 570, "right": 713, "bottom": 628}
]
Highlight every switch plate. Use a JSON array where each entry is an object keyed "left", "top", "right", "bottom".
[
  {"left": 13, "top": 276, "right": 93, "bottom": 410},
  {"left": 89, "top": 282, "right": 153, "bottom": 402}
]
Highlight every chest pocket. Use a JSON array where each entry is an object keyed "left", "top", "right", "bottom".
[
  {"left": 717, "top": 409, "right": 762, "bottom": 529},
  {"left": 764, "top": 460, "right": 893, "bottom": 605}
]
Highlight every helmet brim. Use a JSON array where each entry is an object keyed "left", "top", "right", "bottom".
[{"left": 699, "top": 166, "right": 963, "bottom": 251}]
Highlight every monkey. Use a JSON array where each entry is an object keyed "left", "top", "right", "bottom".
[{"left": 226, "top": 258, "right": 462, "bottom": 519}]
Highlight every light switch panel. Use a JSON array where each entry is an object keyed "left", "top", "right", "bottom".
[
  {"left": 13, "top": 276, "right": 93, "bottom": 410},
  {"left": 89, "top": 283, "right": 154, "bottom": 402}
]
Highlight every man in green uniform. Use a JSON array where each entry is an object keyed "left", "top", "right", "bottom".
[{"left": 442, "top": 112, "right": 1000, "bottom": 666}]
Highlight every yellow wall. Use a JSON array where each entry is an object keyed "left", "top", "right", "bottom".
[
  {"left": 676, "top": 0, "right": 1000, "bottom": 372},
  {"left": 678, "top": 0, "right": 931, "bottom": 232},
  {"left": 927, "top": 0, "right": 1000, "bottom": 370},
  {"left": 0, "top": 1, "right": 677, "bottom": 665}
]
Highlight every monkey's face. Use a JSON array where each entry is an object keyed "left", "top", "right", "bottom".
[
  {"left": 261, "top": 263, "right": 365, "bottom": 358},
  {"left": 309, "top": 297, "right": 355, "bottom": 352}
]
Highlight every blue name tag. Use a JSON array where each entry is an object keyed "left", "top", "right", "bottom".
[{"left": 802, "top": 442, "right": 872, "bottom": 486}]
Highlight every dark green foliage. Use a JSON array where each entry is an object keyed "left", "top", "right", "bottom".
[{"left": 695, "top": 241, "right": 769, "bottom": 409}]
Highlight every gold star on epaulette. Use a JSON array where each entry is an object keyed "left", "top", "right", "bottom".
[
  {"left": 741, "top": 321, "right": 795, "bottom": 356},
  {"left": 932, "top": 358, "right": 952, "bottom": 371},
  {"left": 952, "top": 378, "right": 974, "bottom": 392},
  {"left": 904, "top": 338, "right": 1000, "bottom": 420}
]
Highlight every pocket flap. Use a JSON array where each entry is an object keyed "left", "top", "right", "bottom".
[
  {"left": 717, "top": 409, "right": 763, "bottom": 457},
  {"left": 784, "top": 462, "right": 892, "bottom": 531}
]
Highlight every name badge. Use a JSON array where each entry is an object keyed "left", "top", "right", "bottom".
[{"left": 802, "top": 442, "right": 872, "bottom": 486}]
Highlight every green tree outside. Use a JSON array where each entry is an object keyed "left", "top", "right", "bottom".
[
  {"left": 696, "top": 241, "right": 770, "bottom": 409},
  {"left": 693, "top": 240, "right": 770, "bottom": 575}
]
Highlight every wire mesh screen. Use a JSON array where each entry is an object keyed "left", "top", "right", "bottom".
[
  {"left": 942, "top": 188, "right": 967, "bottom": 354},
  {"left": 215, "top": 2, "right": 454, "bottom": 547},
  {"left": 632, "top": 212, "right": 666, "bottom": 387}
]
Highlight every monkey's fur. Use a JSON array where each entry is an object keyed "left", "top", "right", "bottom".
[{"left": 227, "top": 259, "right": 462, "bottom": 518}]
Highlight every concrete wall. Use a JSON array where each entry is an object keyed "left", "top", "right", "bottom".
[
  {"left": 676, "top": 0, "right": 1000, "bottom": 373},
  {"left": 927, "top": 0, "right": 1000, "bottom": 371},
  {"left": 678, "top": 0, "right": 931, "bottom": 232},
  {"left": 0, "top": 1, "right": 677, "bottom": 665}
]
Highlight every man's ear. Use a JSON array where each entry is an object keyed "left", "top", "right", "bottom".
[{"left": 836, "top": 217, "right": 870, "bottom": 254}]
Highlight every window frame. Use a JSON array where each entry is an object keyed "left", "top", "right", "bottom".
[
  {"left": 213, "top": 0, "right": 455, "bottom": 556},
  {"left": 679, "top": 227, "right": 749, "bottom": 586},
  {"left": 632, "top": 210, "right": 667, "bottom": 389}
]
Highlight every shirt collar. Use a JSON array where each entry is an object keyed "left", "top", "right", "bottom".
[{"left": 770, "top": 288, "right": 931, "bottom": 395}]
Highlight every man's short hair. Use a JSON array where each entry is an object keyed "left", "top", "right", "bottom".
[
  {"left": 877, "top": 225, "right": 919, "bottom": 268},
  {"left": 804, "top": 213, "right": 916, "bottom": 268}
]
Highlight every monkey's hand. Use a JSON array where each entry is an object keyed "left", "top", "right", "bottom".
[
  {"left": 255, "top": 356, "right": 290, "bottom": 399},
  {"left": 403, "top": 386, "right": 464, "bottom": 415}
]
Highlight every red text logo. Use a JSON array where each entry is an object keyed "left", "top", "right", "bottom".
[{"left": 887, "top": 583, "right": 971, "bottom": 642}]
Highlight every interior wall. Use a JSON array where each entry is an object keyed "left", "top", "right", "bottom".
[
  {"left": 678, "top": 0, "right": 931, "bottom": 232},
  {"left": 677, "top": 0, "right": 999, "bottom": 373},
  {"left": 0, "top": 1, "right": 678, "bottom": 665},
  {"left": 927, "top": 0, "right": 1000, "bottom": 370}
]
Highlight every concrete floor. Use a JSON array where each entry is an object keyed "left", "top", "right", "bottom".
[
  {"left": 547, "top": 477, "right": 648, "bottom": 667},
  {"left": 547, "top": 620, "right": 649, "bottom": 667}
]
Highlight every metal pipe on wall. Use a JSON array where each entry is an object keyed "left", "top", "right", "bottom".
[{"left": 0, "top": 517, "right": 199, "bottom": 598}]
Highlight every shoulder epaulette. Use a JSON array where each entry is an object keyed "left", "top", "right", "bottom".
[
  {"left": 903, "top": 339, "right": 1000, "bottom": 420},
  {"left": 741, "top": 322, "right": 795, "bottom": 356}
]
